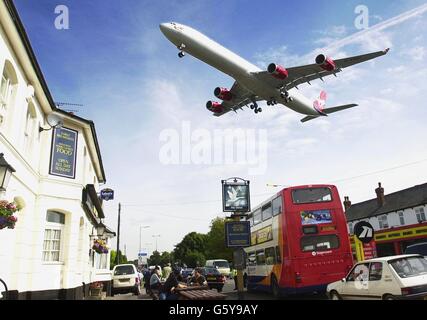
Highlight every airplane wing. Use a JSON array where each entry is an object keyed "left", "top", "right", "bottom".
[
  {"left": 212, "top": 81, "right": 260, "bottom": 117},
  {"left": 252, "top": 49, "right": 390, "bottom": 91}
]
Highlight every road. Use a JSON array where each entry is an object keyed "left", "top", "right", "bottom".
[{"left": 106, "top": 279, "right": 328, "bottom": 300}]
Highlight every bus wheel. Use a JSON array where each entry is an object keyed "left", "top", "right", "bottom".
[{"left": 271, "top": 276, "right": 280, "bottom": 299}]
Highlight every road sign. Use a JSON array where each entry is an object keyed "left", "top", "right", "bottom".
[
  {"left": 100, "top": 188, "right": 114, "bottom": 201},
  {"left": 225, "top": 221, "right": 251, "bottom": 248},
  {"left": 354, "top": 221, "right": 375, "bottom": 243}
]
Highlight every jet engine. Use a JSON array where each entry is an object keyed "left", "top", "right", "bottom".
[
  {"left": 206, "top": 101, "right": 223, "bottom": 114},
  {"left": 214, "top": 87, "right": 233, "bottom": 101},
  {"left": 267, "top": 63, "right": 289, "bottom": 79},
  {"left": 315, "top": 54, "right": 336, "bottom": 71}
]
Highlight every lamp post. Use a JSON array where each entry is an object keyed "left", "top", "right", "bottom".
[
  {"left": 139, "top": 225, "right": 150, "bottom": 255},
  {"left": 0, "top": 153, "right": 16, "bottom": 192},
  {"left": 152, "top": 235, "right": 161, "bottom": 252}
]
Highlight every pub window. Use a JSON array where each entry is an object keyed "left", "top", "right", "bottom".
[
  {"left": 0, "top": 60, "right": 18, "bottom": 125},
  {"left": 43, "top": 211, "right": 65, "bottom": 262},
  {"left": 398, "top": 211, "right": 405, "bottom": 226},
  {"left": 415, "top": 207, "right": 426, "bottom": 222}
]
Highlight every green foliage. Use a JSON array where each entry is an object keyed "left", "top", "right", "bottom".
[
  {"left": 148, "top": 250, "right": 162, "bottom": 266},
  {"left": 110, "top": 250, "right": 128, "bottom": 269},
  {"left": 146, "top": 217, "right": 235, "bottom": 269},
  {"left": 205, "top": 217, "right": 233, "bottom": 262},
  {"left": 173, "top": 232, "right": 207, "bottom": 264}
]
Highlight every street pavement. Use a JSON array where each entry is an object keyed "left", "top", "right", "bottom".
[{"left": 106, "top": 279, "right": 328, "bottom": 300}]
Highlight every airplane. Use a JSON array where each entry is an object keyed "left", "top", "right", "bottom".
[{"left": 159, "top": 22, "right": 389, "bottom": 122}]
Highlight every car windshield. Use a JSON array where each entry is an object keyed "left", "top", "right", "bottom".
[
  {"left": 205, "top": 268, "right": 220, "bottom": 275},
  {"left": 214, "top": 261, "right": 229, "bottom": 268},
  {"left": 389, "top": 257, "right": 427, "bottom": 278},
  {"left": 114, "top": 265, "right": 135, "bottom": 275}
]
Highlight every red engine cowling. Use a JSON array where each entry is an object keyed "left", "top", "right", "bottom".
[
  {"left": 214, "top": 87, "right": 232, "bottom": 101},
  {"left": 267, "top": 63, "right": 289, "bottom": 79},
  {"left": 315, "top": 54, "right": 336, "bottom": 71},
  {"left": 206, "top": 101, "right": 223, "bottom": 114}
]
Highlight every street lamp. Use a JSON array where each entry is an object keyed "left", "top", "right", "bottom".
[
  {"left": 139, "top": 225, "right": 150, "bottom": 254},
  {"left": 39, "top": 113, "right": 64, "bottom": 132},
  {"left": 152, "top": 235, "right": 161, "bottom": 252},
  {"left": 0, "top": 153, "right": 16, "bottom": 192}
]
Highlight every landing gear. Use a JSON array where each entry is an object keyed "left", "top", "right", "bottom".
[
  {"left": 267, "top": 99, "right": 278, "bottom": 106},
  {"left": 250, "top": 102, "right": 262, "bottom": 114},
  {"left": 177, "top": 44, "right": 186, "bottom": 58},
  {"left": 280, "top": 90, "right": 293, "bottom": 103}
]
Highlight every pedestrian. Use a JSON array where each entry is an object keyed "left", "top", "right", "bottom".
[
  {"left": 159, "top": 266, "right": 186, "bottom": 300},
  {"left": 162, "top": 262, "right": 172, "bottom": 280},
  {"left": 233, "top": 268, "right": 238, "bottom": 290},
  {"left": 149, "top": 266, "right": 162, "bottom": 300},
  {"left": 189, "top": 268, "right": 207, "bottom": 287}
]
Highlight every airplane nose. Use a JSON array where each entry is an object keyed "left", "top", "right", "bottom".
[{"left": 159, "top": 23, "right": 169, "bottom": 33}]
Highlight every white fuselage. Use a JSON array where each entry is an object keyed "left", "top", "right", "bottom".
[{"left": 160, "top": 22, "right": 318, "bottom": 116}]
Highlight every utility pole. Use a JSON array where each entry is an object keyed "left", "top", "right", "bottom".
[
  {"left": 116, "top": 202, "right": 121, "bottom": 265},
  {"left": 152, "top": 234, "right": 161, "bottom": 252}
]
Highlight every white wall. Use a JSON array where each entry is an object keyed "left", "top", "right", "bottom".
[{"left": 0, "top": 12, "right": 112, "bottom": 297}]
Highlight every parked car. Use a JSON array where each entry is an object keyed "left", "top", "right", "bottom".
[
  {"left": 112, "top": 264, "right": 141, "bottom": 296},
  {"left": 205, "top": 259, "right": 231, "bottom": 278},
  {"left": 327, "top": 254, "right": 427, "bottom": 300},
  {"left": 191, "top": 267, "right": 226, "bottom": 292},
  {"left": 181, "top": 268, "right": 194, "bottom": 281},
  {"left": 404, "top": 242, "right": 427, "bottom": 258}
]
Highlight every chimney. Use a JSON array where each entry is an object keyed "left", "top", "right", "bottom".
[
  {"left": 343, "top": 196, "right": 352, "bottom": 211},
  {"left": 375, "top": 182, "right": 385, "bottom": 207}
]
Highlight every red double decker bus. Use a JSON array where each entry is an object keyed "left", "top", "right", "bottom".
[{"left": 244, "top": 184, "right": 353, "bottom": 297}]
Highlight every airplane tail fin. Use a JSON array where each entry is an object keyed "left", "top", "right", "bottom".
[
  {"left": 313, "top": 90, "right": 327, "bottom": 114},
  {"left": 301, "top": 103, "right": 358, "bottom": 123}
]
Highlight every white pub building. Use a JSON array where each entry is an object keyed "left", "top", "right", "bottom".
[{"left": 0, "top": 0, "right": 115, "bottom": 299}]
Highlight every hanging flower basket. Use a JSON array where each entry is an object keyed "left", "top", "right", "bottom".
[
  {"left": 92, "top": 239, "right": 109, "bottom": 254},
  {"left": 0, "top": 200, "right": 20, "bottom": 230}
]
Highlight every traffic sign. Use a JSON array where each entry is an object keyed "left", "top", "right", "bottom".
[{"left": 354, "top": 221, "right": 375, "bottom": 243}]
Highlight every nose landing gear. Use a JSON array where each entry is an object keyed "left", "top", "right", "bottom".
[
  {"left": 250, "top": 102, "right": 262, "bottom": 114},
  {"left": 177, "top": 44, "right": 186, "bottom": 58}
]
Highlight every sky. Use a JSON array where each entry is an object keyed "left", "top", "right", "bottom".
[{"left": 14, "top": 0, "right": 427, "bottom": 259}]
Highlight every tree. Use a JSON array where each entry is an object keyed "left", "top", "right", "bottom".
[
  {"left": 205, "top": 217, "right": 233, "bottom": 262},
  {"left": 148, "top": 250, "right": 162, "bottom": 266},
  {"left": 185, "top": 251, "right": 206, "bottom": 268},
  {"left": 173, "top": 232, "right": 207, "bottom": 265},
  {"left": 160, "top": 251, "right": 173, "bottom": 267},
  {"left": 110, "top": 250, "right": 128, "bottom": 269}
]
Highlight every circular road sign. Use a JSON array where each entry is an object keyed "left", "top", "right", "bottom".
[{"left": 354, "top": 221, "right": 375, "bottom": 243}]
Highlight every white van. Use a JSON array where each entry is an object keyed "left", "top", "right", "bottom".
[{"left": 205, "top": 260, "right": 231, "bottom": 278}]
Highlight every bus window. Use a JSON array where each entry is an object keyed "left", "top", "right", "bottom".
[
  {"left": 275, "top": 246, "right": 281, "bottom": 263},
  {"left": 256, "top": 250, "right": 266, "bottom": 265},
  {"left": 262, "top": 203, "right": 272, "bottom": 221},
  {"left": 254, "top": 209, "right": 262, "bottom": 225},
  {"left": 247, "top": 252, "right": 256, "bottom": 266},
  {"left": 265, "top": 247, "right": 276, "bottom": 265},
  {"left": 272, "top": 196, "right": 282, "bottom": 216},
  {"left": 300, "top": 235, "right": 340, "bottom": 252},
  {"left": 292, "top": 187, "right": 332, "bottom": 204}
]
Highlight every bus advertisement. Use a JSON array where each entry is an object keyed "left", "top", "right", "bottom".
[{"left": 244, "top": 185, "right": 353, "bottom": 297}]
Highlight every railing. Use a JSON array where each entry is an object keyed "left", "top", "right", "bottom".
[{"left": 0, "top": 278, "right": 8, "bottom": 300}]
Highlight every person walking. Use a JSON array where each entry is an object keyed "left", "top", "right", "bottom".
[{"left": 162, "top": 262, "right": 172, "bottom": 280}]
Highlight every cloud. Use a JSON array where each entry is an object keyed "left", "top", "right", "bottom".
[{"left": 402, "top": 46, "right": 426, "bottom": 61}]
